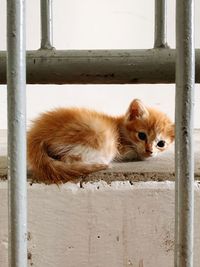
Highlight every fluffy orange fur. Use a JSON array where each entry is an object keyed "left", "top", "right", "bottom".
[{"left": 27, "top": 99, "right": 174, "bottom": 184}]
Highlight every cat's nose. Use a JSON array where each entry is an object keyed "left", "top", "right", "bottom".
[
  {"left": 145, "top": 144, "right": 153, "bottom": 154},
  {"left": 146, "top": 149, "right": 153, "bottom": 154}
]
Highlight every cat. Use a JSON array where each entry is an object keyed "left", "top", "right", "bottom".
[{"left": 27, "top": 99, "right": 174, "bottom": 184}]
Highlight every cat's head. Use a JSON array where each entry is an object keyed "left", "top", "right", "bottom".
[{"left": 123, "top": 99, "right": 174, "bottom": 159}]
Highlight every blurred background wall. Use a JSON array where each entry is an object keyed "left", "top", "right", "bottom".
[{"left": 0, "top": 0, "right": 200, "bottom": 129}]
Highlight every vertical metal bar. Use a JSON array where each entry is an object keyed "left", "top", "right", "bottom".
[
  {"left": 175, "top": 0, "right": 195, "bottom": 266},
  {"left": 40, "top": 0, "right": 53, "bottom": 49},
  {"left": 154, "top": 0, "right": 168, "bottom": 48},
  {"left": 7, "top": 0, "right": 27, "bottom": 266}
]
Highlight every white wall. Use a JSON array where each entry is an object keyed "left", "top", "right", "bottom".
[{"left": 0, "top": 0, "right": 200, "bottom": 129}]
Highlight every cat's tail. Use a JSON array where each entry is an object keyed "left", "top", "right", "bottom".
[{"left": 28, "top": 140, "right": 107, "bottom": 184}]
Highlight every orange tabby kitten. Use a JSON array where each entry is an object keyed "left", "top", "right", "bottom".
[{"left": 28, "top": 99, "right": 174, "bottom": 184}]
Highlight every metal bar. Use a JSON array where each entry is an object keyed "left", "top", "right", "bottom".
[
  {"left": 40, "top": 0, "right": 53, "bottom": 49},
  {"left": 1, "top": 49, "right": 200, "bottom": 84},
  {"left": 175, "top": 0, "right": 195, "bottom": 266},
  {"left": 154, "top": 0, "right": 168, "bottom": 48},
  {"left": 7, "top": 0, "right": 27, "bottom": 266}
]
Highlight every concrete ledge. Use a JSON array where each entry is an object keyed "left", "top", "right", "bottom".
[
  {"left": 1, "top": 130, "right": 200, "bottom": 266},
  {"left": 1, "top": 180, "right": 200, "bottom": 267}
]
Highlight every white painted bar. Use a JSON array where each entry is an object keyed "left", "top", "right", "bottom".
[
  {"left": 175, "top": 0, "right": 195, "bottom": 266},
  {"left": 154, "top": 0, "right": 168, "bottom": 48},
  {"left": 40, "top": 0, "right": 53, "bottom": 49},
  {"left": 7, "top": 0, "right": 27, "bottom": 266}
]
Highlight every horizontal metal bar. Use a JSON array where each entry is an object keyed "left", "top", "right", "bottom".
[{"left": 0, "top": 49, "right": 200, "bottom": 84}]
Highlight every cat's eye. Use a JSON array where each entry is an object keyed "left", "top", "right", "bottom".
[
  {"left": 138, "top": 132, "right": 147, "bottom": 141},
  {"left": 157, "top": 140, "right": 165, "bottom": 148}
]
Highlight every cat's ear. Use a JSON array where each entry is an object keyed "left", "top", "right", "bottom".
[{"left": 126, "top": 99, "right": 149, "bottom": 121}]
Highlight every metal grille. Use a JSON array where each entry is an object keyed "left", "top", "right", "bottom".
[{"left": 4, "top": 0, "right": 195, "bottom": 266}]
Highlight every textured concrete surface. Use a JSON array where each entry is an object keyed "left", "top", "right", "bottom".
[
  {"left": 1, "top": 181, "right": 200, "bottom": 267},
  {"left": 1, "top": 130, "right": 200, "bottom": 182}
]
